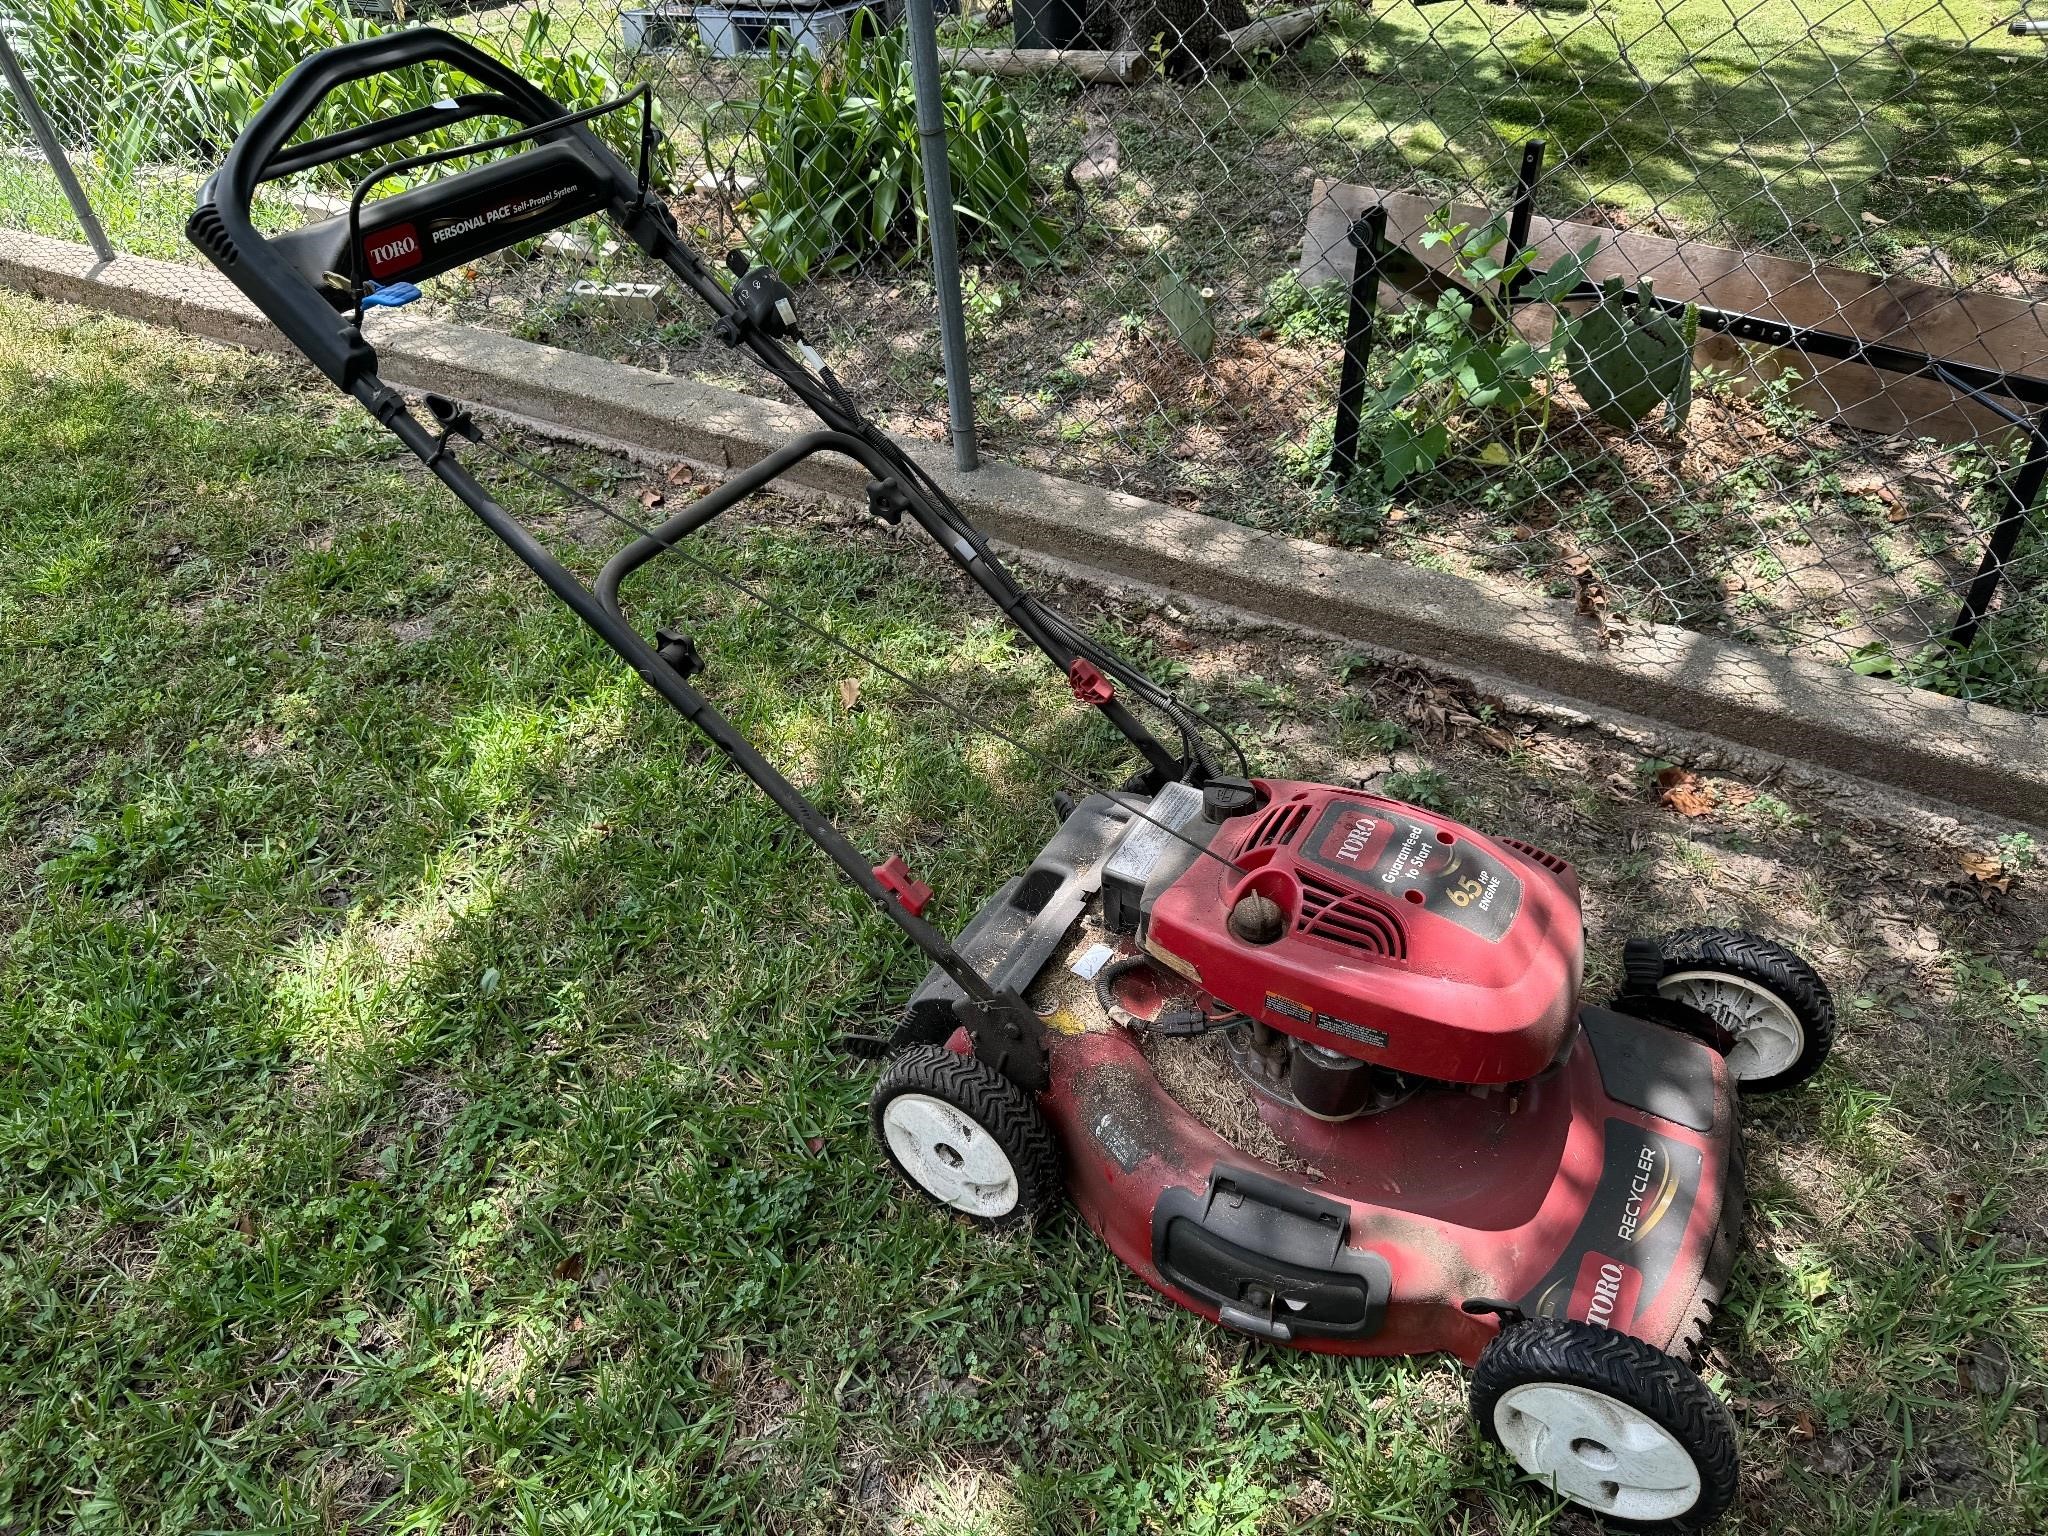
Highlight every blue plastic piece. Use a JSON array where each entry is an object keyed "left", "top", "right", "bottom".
[{"left": 360, "top": 280, "right": 423, "bottom": 309}]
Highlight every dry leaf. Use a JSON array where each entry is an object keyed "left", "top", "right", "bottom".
[
  {"left": 638, "top": 486, "right": 664, "bottom": 511},
  {"left": 664, "top": 461, "right": 695, "bottom": 486},
  {"left": 1656, "top": 765, "right": 1717, "bottom": 817},
  {"left": 1958, "top": 849, "right": 2013, "bottom": 891},
  {"left": 838, "top": 677, "right": 862, "bottom": 710}
]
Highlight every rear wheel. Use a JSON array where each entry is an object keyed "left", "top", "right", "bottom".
[
  {"left": 1643, "top": 928, "right": 1835, "bottom": 1092},
  {"left": 871, "top": 1045, "right": 1060, "bottom": 1229},
  {"left": 1472, "top": 1318, "right": 1738, "bottom": 1532}
]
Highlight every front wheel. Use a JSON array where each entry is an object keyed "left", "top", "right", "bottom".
[
  {"left": 1632, "top": 927, "right": 1835, "bottom": 1092},
  {"left": 1471, "top": 1318, "right": 1739, "bottom": 1533},
  {"left": 870, "top": 1045, "right": 1061, "bottom": 1229}
]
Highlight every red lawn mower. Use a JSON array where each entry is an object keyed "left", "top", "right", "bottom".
[{"left": 195, "top": 32, "right": 1836, "bottom": 1532}]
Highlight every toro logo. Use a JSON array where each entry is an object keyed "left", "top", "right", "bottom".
[
  {"left": 363, "top": 223, "right": 422, "bottom": 278},
  {"left": 1323, "top": 809, "right": 1381, "bottom": 866},
  {"left": 1569, "top": 1250, "right": 1644, "bottom": 1328}
]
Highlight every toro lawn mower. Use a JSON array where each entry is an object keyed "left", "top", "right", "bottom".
[{"left": 193, "top": 31, "right": 1837, "bottom": 1532}]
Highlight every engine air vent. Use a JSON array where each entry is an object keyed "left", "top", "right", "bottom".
[
  {"left": 1499, "top": 836, "right": 1570, "bottom": 875},
  {"left": 1240, "top": 799, "right": 1310, "bottom": 852},
  {"left": 1296, "top": 872, "right": 1407, "bottom": 960}
]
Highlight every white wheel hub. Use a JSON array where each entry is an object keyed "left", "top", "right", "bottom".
[
  {"left": 1657, "top": 970, "right": 1805, "bottom": 1081},
  {"left": 881, "top": 1092, "right": 1019, "bottom": 1218},
  {"left": 1493, "top": 1381, "right": 1702, "bottom": 1522}
]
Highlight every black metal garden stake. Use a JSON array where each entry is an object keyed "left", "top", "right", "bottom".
[
  {"left": 1949, "top": 401, "right": 2048, "bottom": 648},
  {"left": 1327, "top": 205, "right": 1388, "bottom": 485}
]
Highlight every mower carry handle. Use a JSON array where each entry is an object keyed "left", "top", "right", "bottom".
[
  {"left": 211, "top": 28, "right": 569, "bottom": 204},
  {"left": 191, "top": 27, "right": 664, "bottom": 392}
]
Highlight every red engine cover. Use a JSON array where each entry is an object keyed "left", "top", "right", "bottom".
[{"left": 1144, "top": 780, "right": 1584, "bottom": 1084}]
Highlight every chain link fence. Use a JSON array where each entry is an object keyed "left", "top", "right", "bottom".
[{"left": 5, "top": 0, "right": 2046, "bottom": 715}]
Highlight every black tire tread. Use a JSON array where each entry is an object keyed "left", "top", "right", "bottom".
[
  {"left": 871, "top": 1044, "right": 1061, "bottom": 1229},
  {"left": 1655, "top": 926, "right": 1836, "bottom": 1092},
  {"left": 1471, "top": 1318, "right": 1740, "bottom": 1533}
]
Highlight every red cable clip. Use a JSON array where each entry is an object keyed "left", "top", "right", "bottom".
[
  {"left": 1067, "top": 658, "right": 1114, "bottom": 706},
  {"left": 872, "top": 855, "right": 932, "bottom": 918}
]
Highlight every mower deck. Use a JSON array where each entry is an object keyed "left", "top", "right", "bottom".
[{"left": 907, "top": 792, "right": 1741, "bottom": 1366}]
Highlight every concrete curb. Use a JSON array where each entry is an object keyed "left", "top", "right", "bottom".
[{"left": 6, "top": 229, "right": 2043, "bottom": 827}]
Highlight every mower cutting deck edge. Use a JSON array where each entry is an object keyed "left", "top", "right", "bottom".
[{"left": 192, "top": 32, "right": 1837, "bottom": 1533}]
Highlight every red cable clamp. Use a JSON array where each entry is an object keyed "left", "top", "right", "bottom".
[
  {"left": 872, "top": 855, "right": 932, "bottom": 918},
  {"left": 1067, "top": 658, "right": 1114, "bottom": 706}
]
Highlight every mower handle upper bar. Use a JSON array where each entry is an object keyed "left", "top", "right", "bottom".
[
  {"left": 262, "top": 92, "right": 528, "bottom": 183},
  {"left": 202, "top": 28, "right": 735, "bottom": 391}
]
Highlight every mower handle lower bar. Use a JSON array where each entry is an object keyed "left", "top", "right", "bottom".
[
  {"left": 596, "top": 431, "right": 877, "bottom": 613},
  {"left": 592, "top": 413, "right": 1184, "bottom": 785},
  {"left": 357, "top": 381, "right": 1008, "bottom": 1008}
]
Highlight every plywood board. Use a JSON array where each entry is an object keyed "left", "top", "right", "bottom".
[{"left": 1300, "top": 179, "right": 2048, "bottom": 444}]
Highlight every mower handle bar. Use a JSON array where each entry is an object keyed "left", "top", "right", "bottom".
[
  {"left": 193, "top": 27, "right": 1199, "bottom": 1041},
  {"left": 213, "top": 29, "right": 571, "bottom": 201},
  {"left": 196, "top": 29, "right": 701, "bottom": 391}
]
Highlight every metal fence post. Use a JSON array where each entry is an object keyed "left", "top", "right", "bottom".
[
  {"left": 902, "top": 0, "right": 979, "bottom": 472},
  {"left": 1327, "top": 207, "right": 1388, "bottom": 485},
  {"left": 0, "top": 26, "right": 114, "bottom": 263}
]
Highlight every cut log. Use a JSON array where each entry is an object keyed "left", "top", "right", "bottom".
[
  {"left": 1222, "top": 4, "right": 1330, "bottom": 60},
  {"left": 940, "top": 47, "right": 1152, "bottom": 83}
]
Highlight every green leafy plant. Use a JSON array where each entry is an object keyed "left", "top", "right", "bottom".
[
  {"left": 1564, "top": 276, "right": 1698, "bottom": 429},
  {"left": 738, "top": 14, "right": 1061, "bottom": 282},
  {"left": 38, "top": 803, "right": 196, "bottom": 901},
  {"left": 1258, "top": 271, "right": 1347, "bottom": 345},
  {"left": 8, "top": 2, "right": 655, "bottom": 185},
  {"left": 1353, "top": 216, "right": 1597, "bottom": 489},
  {"left": 1379, "top": 767, "right": 1458, "bottom": 812},
  {"left": 1848, "top": 620, "right": 2048, "bottom": 713}
]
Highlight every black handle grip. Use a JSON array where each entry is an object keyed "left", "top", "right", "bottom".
[
  {"left": 191, "top": 27, "right": 642, "bottom": 392},
  {"left": 216, "top": 28, "right": 567, "bottom": 215}
]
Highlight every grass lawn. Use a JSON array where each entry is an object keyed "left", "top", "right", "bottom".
[{"left": 4, "top": 293, "right": 2048, "bottom": 1533}]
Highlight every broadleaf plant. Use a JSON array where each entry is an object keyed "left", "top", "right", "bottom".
[
  {"left": 1357, "top": 216, "right": 1598, "bottom": 490},
  {"left": 738, "top": 14, "right": 1062, "bottom": 282}
]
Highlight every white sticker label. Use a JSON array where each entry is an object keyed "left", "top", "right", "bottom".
[{"left": 1070, "top": 942, "right": 1116, "bottom": 981}]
